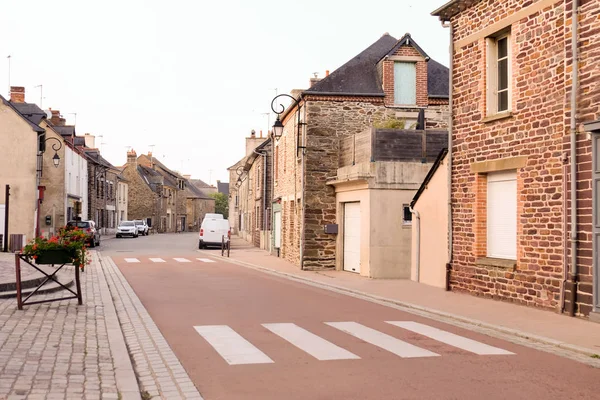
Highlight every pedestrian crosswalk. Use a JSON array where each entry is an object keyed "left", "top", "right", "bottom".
[
  {"left": 194, "top": 321, "right": 515, "bottom": 365},
  {"left": 122, "top": 257, "right": 217, "bottom": 264}
]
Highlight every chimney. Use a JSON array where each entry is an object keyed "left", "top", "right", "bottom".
[
  {"left": 83, "top": 133, "right": 95, "bottom": 148},
  {"left": 10, "top": 86, "right": 25, "bottom": 103},
  {"left": 127, "top": 149, "right": 137, "bottom": 165},
  {"left": 250, "top": 129, "right": 256, "bottom": 138},
  {"left": 183, "top": 174, "right": 191, "bottom": 180},
  {"left": 148, "top": 151, "right": 153, "bottom": 157},
  {"left": 259, "top": 130, "right": 263, "bottom": 138},
  {"left": 309, "top": 72, "right": 321, "bottom": 88},
  {"left": 49, "top": 109, "right": 66, "bottom": 126},
  {"left": 326, "top": 70, "right": 330, "bottom": 77}
]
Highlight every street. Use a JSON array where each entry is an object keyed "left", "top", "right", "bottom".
[{"left": 101, "top": 233, "right": 600, "bottom": 400}]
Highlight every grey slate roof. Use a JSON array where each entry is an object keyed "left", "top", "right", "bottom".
[
  {"left": 186, "top": 182, "right": 212, "bottom": 199},
  {"left": 11, "top": 102, "right": 47, "bottom": 125},
  {"left": 217, "top": 182, "right": 229, "bottom": 196},
  {"left": 0, "top": 95, "right": 45, "bottom": 133},
  {"left": 54, "top": 126, "right": 76, "bottom": 138},
  {"left": 190, "top": 178, "right": 212, "bottom": 188},
  {"left": 304, "top": 33, "right": 449, "bottom": 98}
]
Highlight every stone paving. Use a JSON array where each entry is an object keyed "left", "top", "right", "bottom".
[{"left": 0, "top": 251, "right": 204, "bottom": 399}]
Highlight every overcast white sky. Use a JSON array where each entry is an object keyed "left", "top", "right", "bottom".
[{"left": 1, "top": 0, "right": 449, "bottom": 185}]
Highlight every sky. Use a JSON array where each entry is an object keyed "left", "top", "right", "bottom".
[{"left": 0, "top": 0, "right": 450, "bottom": 185}]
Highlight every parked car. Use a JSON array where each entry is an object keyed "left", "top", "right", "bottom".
[
  {"left": 133, "top": 220, "right": 149, "bottom": 236},
  {"left": 116, "top": 221, "right": 138, "bottom": 238},
  {"left": 66, "top": 220, "right": 100, "bottom": 247},
  {"left": 199, "top": 217, "right": 230, "bottom": 249}
]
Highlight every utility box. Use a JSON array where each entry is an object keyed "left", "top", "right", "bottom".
[
  {"left": 324, "top": 224, "right": 338, "bottom": 234},
  {"left": 45, "top": 215, "right": 52, "bottom": 226}
]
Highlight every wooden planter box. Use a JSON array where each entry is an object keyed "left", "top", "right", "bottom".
[{"left": 35, "top": 250, "right": 73, "bottom": 265}]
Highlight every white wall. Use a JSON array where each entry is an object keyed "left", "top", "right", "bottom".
[{"left": 64, "top": 145, "right": 88, "bottom": 220}]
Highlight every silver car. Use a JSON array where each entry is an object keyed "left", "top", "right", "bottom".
[{"left": 116, "top": 221, "right": 138, "bottom": 238}]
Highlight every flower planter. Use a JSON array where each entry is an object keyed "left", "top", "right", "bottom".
[{"left": 35, "top": 250, "right": 73, "bottom": 265}]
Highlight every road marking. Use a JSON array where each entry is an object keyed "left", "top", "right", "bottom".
[
  {"left": 124, "top": 258, "right": 140, "bottom": 263},
  {"left": 386, "top": 321, "right": 515, "bottom": 355},
  {"left": 173, "top": 258, "right": 191, "bottom": 263},
  {"left": 149, "top": 258, "right": 166, "bottom": 263},
  {"left": 194, "top": 325, "right": 274, "bottom": 365},
  {"left": 197, "top": 258, "right": 216, "bottom": 263},
  {"left": 326, "top": 322, "right": 439, "bottom": 359},
  {"left": 262, "top": 323, "right": 360, "bottom": 361}
]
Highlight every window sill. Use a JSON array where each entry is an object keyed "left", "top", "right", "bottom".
[
  {"left": 475, "top": 257, "right": 516, "bottom": 270},
  {"left": 482, "top": 112, "right": 513, "bottom": 124}
]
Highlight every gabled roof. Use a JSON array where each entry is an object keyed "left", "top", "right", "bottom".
[
  {"left": 410, "top": 148, "right": 448, "bottom": 208},
  {"left": 304, "top": 33, "right": 449, "bottom": 99},
  {"left": 190, "top": 178, "right": 212, "bottom": 188},
  {"left": 83, "top": 149, "right": 118, "bottom": 171},
  {"left": 11, "top": 102, "right": 47, "bottom": 125},
  {"left": 382, "top": 33, "right": 429, "bottom": 60},
  {"left": 53, "top": 125, "right": 76, "bottom": 138},
  {"left": 305, "top": 34, "right": 397, "bottom": 96},
  {"left": 0, "top": 95, "right": 45, "bottom": 133},
  {"left": 186, "top": 182, "right": 212, "bottom": 199}
]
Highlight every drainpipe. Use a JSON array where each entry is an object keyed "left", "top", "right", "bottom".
[
  {"left": 441, "top": 20, "right": 454, "bottom": 291},
  {"left": 410, "top": 207, "right": 421, "bottom": 282},
  {"left": 568, "top": 0, "right": 580, "bottom": 316},
  {"left": 254, "top": 147, "right": 268, "bottom": 247},
  {"left": 300, "top": 98, "right": 306, "bottom": 270}
]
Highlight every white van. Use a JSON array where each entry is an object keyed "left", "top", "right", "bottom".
[
  {"left": 204, "top": 213, "right": 224, "bottom": 220},
  {"left": 199, "top": 218, "right": 230, "bottom": 249}
]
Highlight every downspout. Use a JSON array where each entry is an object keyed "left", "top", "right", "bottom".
[
  {"left": 410, "top": 207, "right": 421, "bottom": 282},
  {"left": 442, "top": 19, "right": 454, "bottom": 291},
  {"left": 568, "top": 0, "right": 580, "bottom": 316},
  {"left": 253, "top": 147, "right": 268, "bottom": 247},
  {"left": 299, "top": 94, "right": 306, "bottom": 270}
]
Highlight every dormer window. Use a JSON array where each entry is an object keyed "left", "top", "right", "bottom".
[{"left": 394, "top": 62, "right": 417, "bottom": 105}]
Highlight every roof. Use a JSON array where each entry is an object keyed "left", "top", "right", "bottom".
[
  {"left": 139, "top": 154, "right": 185, "bottom": 181},
  {"left": 186, "top": 182, "right": 212, "bottom": 199},
  {"left": 83, "top": 149, "right": 118, "bottom": 171},
  {"left": 74, "top": 136, "right": 86, "bottom": 147},
  {"left": 410, "top": 148, "right": 448, "bottom": 208},
  {"left": 11, "top": 102, "right": 47, "bottom": 125},
  {"left": 0, "top": 95, "right": 45, "bottom": 133},
  {"left": 53, "top": 125, "right": 76, "bottom": 138},
  {"left": 304, "top": 33, "right": 449, "bottom": 98},
  {"left": 190, "top": 178, "right": 212, "bottom": 188},
  {"left": 431, "top": 0, "right": 482, "bottom": 22},
  {"left": 217, "top": 181, "right": 229, "bottom": 196}
]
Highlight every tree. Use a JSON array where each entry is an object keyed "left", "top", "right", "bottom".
[{"left": 210, "top": 192, "right": 229, "bottom": 219}]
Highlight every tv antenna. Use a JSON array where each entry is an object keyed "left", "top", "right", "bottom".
[
  {"left": 6, "top": 55, "right": 11, "bottom": 97},
  {"left": 68, "top": 112, "right": 77, "bottom": 125},
  {"left": 34, "top": 85, "right": 44, "bottom": 107}
]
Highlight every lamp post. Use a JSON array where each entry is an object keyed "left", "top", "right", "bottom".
[{"left": 43, "top": 136, "right": 63, "bottom": 168}]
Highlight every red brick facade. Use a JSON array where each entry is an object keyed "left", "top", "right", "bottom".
[
  {"left": 382, "top": 46, "right": 429, "bottom": 107},
  {"left": 441, "top": 0, "right": 599, "bottom": 317}
]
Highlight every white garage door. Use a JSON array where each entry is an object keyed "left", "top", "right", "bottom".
[
  {"left": 487, "top": 170, "right": 517, "bottom": 259},
  {"left": 344, "top": 202, "right": 361, "bottom": 273}
]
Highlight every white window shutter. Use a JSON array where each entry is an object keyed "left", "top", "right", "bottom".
[{"left": 487, "top": 171, "right": 517, "bottom": 259}]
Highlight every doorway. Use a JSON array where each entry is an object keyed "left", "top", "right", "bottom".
[{"left": 343, "top": 202, "right": 361, "bottom": 273}]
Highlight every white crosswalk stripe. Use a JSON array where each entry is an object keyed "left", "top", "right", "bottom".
[
  {"left": 326, "top": 322, "right": 439, "bottom": 359},
  {"left": 124, "top": 258, "right": 140, "bottom": 263},
  {"left": 149, "top": 258, "right": 166, "bottom": 263},
  {"left": 263, "top": 323, "right": 360, "bottom": 361},
  {"left": 173, "top": 258, "right": 191, "bottom": 263},
  {"left": 386, "top": 321, "right": 514, "bottom": 355},
  {"left": 194, "top": 325, "right": 274, "bottom": 365},
  {"left": 197, "top": 258, "right": 216, "bottom": 263}
]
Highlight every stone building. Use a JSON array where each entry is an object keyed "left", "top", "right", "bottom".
[
  {"left": 273, "top": 33, "right": 449, "bottom": 270},
  {"left": 83, "top": 147, "right": 120, "bottom": 235},
  {"left": 184, "top": 180, "right": 215, "bottom": 232},
  {"left": 432, "top": 0, "right": 600, "bottom": 319}
]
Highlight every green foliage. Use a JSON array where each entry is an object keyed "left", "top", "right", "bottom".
[
  {"left": 373, "top": 117, "right": 407, "bottom": 129},
  {"left": 210, "top": 192, "right": 229, "bottom": 219},
  {"left": 22, "top": 226, "right": 90, "bottom": 269}
]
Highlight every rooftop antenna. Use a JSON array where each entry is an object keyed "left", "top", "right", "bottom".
[
  {"left": 34, "top": 85, "right": 43, "bottom": 107},
  {"left": 97, "top": 135, "right": 103, "bottom": 152},
  {"left": 148, "top": 144, "right": 155, "bottom": 168},
  {"left": 6, "top": 55, "right": 11, "bottom": 97},
  {"left": 208, "top": 169, "right": 214, "bottom": 185},
  {"left": 68, "top": 112, "right": 77, "bottom": 125}
]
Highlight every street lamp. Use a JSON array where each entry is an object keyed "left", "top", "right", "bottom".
[
  {"left": 270, "top": 93, "right": 307, "bottom": 154},
  {"left": 44, "top": 136, "right": 63, "bottom": 168}
]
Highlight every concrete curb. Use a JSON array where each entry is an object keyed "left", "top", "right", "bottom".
[
  {"left": 94, "top": 252, "right": 142, "bottom": 400},
  {"left": 201, "top": 251, "right": 600, "bottom": 365}
]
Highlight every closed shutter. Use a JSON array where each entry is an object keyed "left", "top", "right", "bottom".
[
  {"left": 343, "top": 202, "right": 361, "bottom": 273},
  {"left": 487, "top": 171, "right": 517, "bottom": 259},
  {"left": 394, "top": 62, "right": 417, "bottom": 105}
]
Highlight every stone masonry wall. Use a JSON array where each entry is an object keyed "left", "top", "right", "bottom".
[
  {"left": 449, "top": 0, "right": 597, "bottom": 316},
  {"left": 122, "top": 163, "right": 158, "bottom": 226}
]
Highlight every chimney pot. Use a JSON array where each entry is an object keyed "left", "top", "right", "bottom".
[
  {"left": 326, "top": 70, "right": 330, "bottom": 77},
  {"left": 250, "top": 129, "right": 256, "bottom": 138},
  {"left": 127, "top": 149, "right": 137, "bottom": 165},
  {"left": 260, "top": 130, "right": 263, "bottom": 138},
  {"left": 10, "top": 86, "right": 25, "bottom": 103}
]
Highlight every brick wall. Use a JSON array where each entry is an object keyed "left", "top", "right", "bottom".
[
  {"left": 449, "top": 0, "right": 598, "bottom": 316},
  {"left": 382, "top": 45, "right": 428, "bottom": 107}
]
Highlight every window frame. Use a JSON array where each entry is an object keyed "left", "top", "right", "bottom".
[
  {"left": 486, "top": 30, "right": 512, "bottom": 116},
  {"left": 393, "top": 61, "right": 417, "bottom": 106},
  {"left": 402, "top": 204, "right": 413, "bottom": 225}
]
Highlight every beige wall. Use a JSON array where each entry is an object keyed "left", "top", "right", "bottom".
[
  {"left": 411, "top": 159, "right": 448, "bottom": 288},
  {"left": 39, "top": 126, "right": 66, "bottom": 237},
  {"left": 0, "top": 102, "right": 39, "bottom": 243},
  {"left": 335, "top": 182, "right": 370, "bottom": 277},
  {"left": 369, "top": 189, "right": 415, "bottom": 279}
]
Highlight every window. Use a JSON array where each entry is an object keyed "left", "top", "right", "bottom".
[
  {"left": 394, "top": 62, "right": 417, "bottom": 105},
  {"left": 402, "top": 205, "right": 412, "bottom": 225},
  {"left": 486, "top": 31, "right": 511, "bottom": 115},
  {"left": 487, "top": 170, "right": 517, "bottom": 259}
]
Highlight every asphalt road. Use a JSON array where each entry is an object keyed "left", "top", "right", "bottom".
[{"left": 101, "top": 233, "right": 600, "bottom": 400}]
